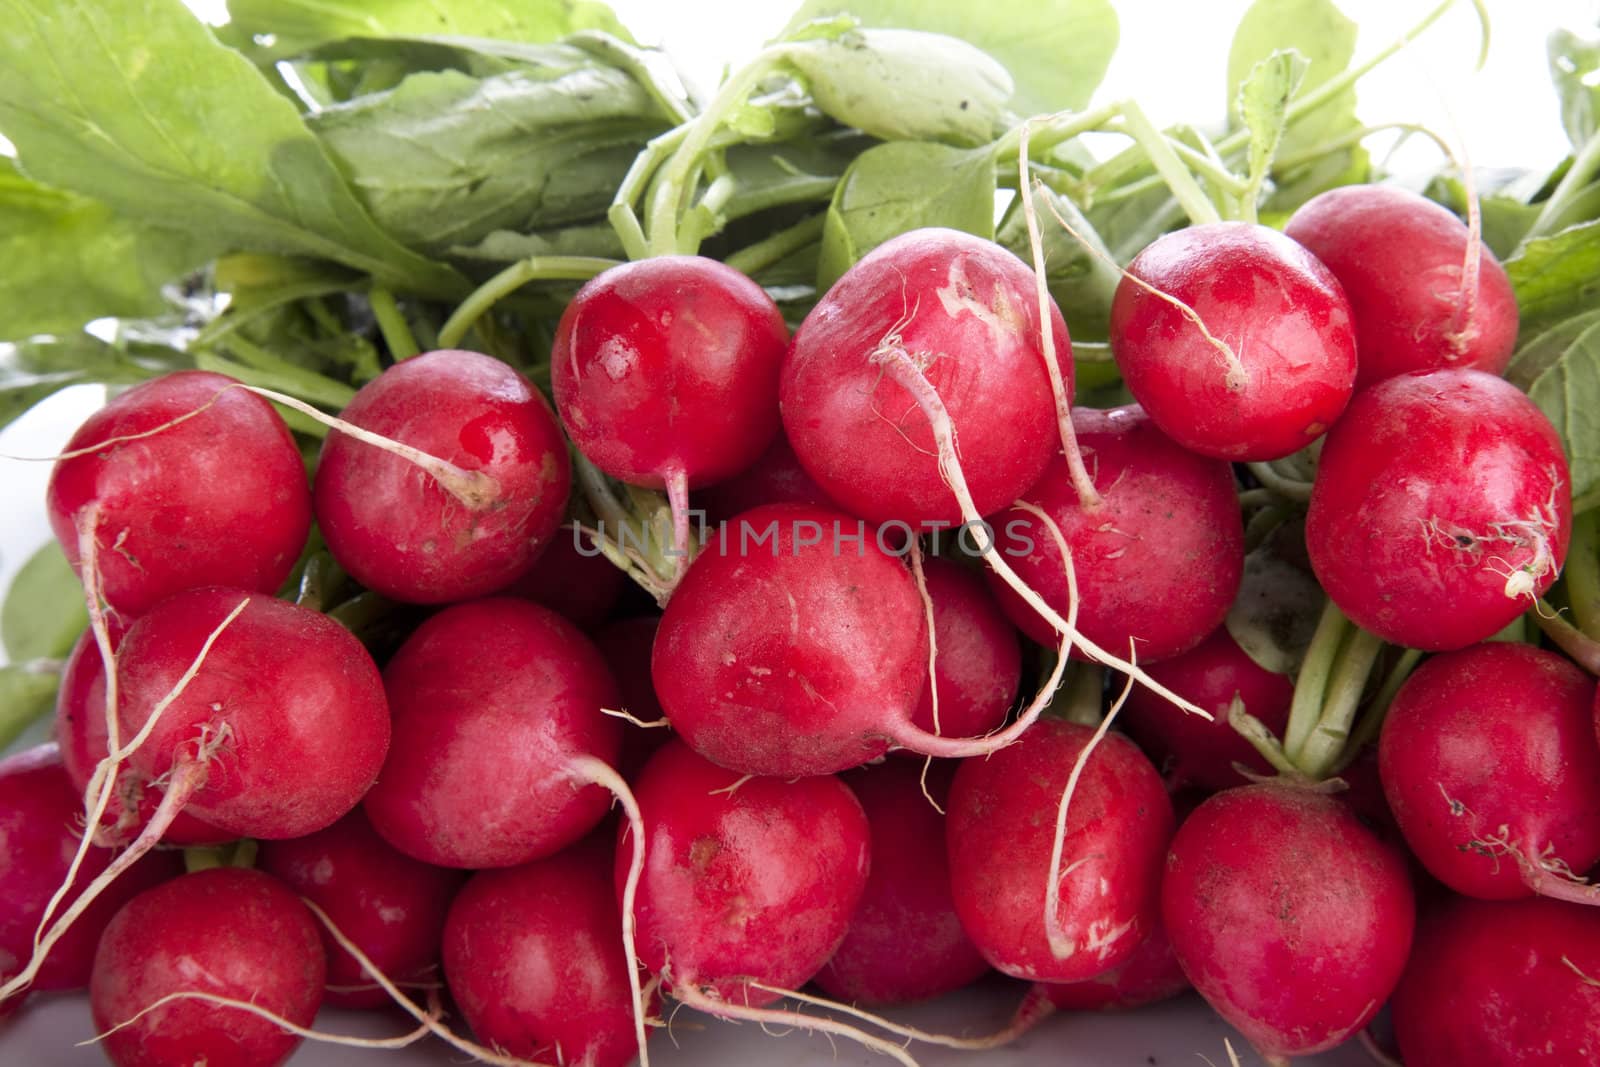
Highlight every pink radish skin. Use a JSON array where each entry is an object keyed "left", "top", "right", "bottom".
[
  {"left": 444, "top": 835, "right": 653, "bottom": 1067},
  {"left": 906, "top": 558, "right": 1021, "bottom": 745},
  {"left": 46, "top": 370, "right": 312, "bottom": 617},
  {"left": 552, "top": 256, "right": 789, "bottom": 493},
  {"left": 814, "top": 760, "right": 990, "bottom": 1006},
  {"left": 988, "top": 405, "right": 1244, "bottom": 662},
  {"left": 1118, "top": 626, "right": 1294, "bottom": 792},
  {"left": 55, "top": 623, "right": 231, "bottom": 847},
  {"left": 503, "top": 527, "right": 626, "bottom": 629},
  {"left": 619, "top": 739, "right": 870, "bottom": 1008},
  {"left": 363, "top": 597, "right": 622, "bottom": 869},
  {"left": 781, "top": 227, "right": 1073, "bottom": 525},
  {"left": 1109, "top": 222, "right": 1357, "bottom": 461},
  {"left": 0, "top": 745, "right": 180, "bottom": 994},
  {"left": 1379, "top": 642, "right": 1600, "bottom": 900},
  {"left": 651, "top": 502, "right": 927, "bottom": 777},
  {"left": 1307, "top": 368, "right": 1570, "bottom": 650},
  {"left": 314, "top": 348, "right": 571, "bottom": 605},
  {"left": 1285, "top": 184, "right": 1518, "bottom": 387},
  {"left": 1391, "top": 895, "right": 1600, "bottom": 1066},
  {"left": 90, "top": 867, "right": 325, "bottom": 1067},
  {"left": 1161, "top": 782, "right": 1415, "bottom": 1063},
  {"left": 946, "top": 719, "right": 1174, "bottom": 983},
  {"left": 696, "top": 432, "right": 840, "bottom": 526},
  {"left": 257, "top": 809, "right": 466, "bottom": 1010},
  {"left": 1034, "top": 918, "right": 1188, "bottom": 1013},
  {"left": 117, "top": 587, "right": 390, "bottom": 840}
]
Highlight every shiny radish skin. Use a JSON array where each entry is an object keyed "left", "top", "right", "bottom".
[
  {"left": 651, "top": 502, "right": 927, "bottom": 777},
  {"left": 363, "top": 598, "right": 622, "bottom": 869},
  {"left": 814, "top": 760, "right": 991, "bottom": 1006},
  {"left": 781, "top": 227, "right": 1073, "bottom": 525},
  {"left": 0, "top": 745, "right": 180, "bottom": 994},
  {"left": 89, "top": 867, "right": 325, "bottom": 1067},
  {"left": 1285, "top": 184, "right": 1518, "bottom": 387},
  {"left": 1378, "top": 642, "right": 1600, "bottom": 900},
  {"left": 907, "top": 557, "right": 1021, "bottom": 746},
  {"left": 1033, "top": 917, "right": 1189, "bottom": 1013},
  {"left": 551, "top": 255, "right": 789, "bottom": 489},
  {"left": 46, "top": 370, "right": 311, "bottom": 617},
  {"left": 1306, "top": 368, "right": 1571, "bottom": 651},
  {"left": 444, "top": 836, "right": 653, "bottom": 1067},
  {"left": 314, "top": 348, "right": 572, "bottom": 605},
  {"left": 1391, "top": 896, "right": 1600, "bottom": 1066},
  {"left": 620, "top": 739, "right": 870, "bottom": 1007},
  {"left": 987, "top": 405, "right": 1244, "bottom": 662},
  {"left": 1109, "top": 222, "right": 1357, "bottom": 461},
  {"left": 1118, "top": 625, "right": 1294, "bottom": 793},
  {"left": 946, "top": 720, "right": 1174, "bottom": 983},
  {"left": 117, "top": 588, "right": 390, "bottom": 841},
  {"left": 1161, "top": 783, "right": 1415, "bottom": 1062},
  {"left": 55, "top": 623, "right": 232, "bottom": 847},
  {"left": 257, "top": 809, "right": 467, "bottom": 1010}
]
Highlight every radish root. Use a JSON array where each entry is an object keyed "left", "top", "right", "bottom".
[
  {"left": 748, "top": 980, "right": 1054, "bottom": 1051},
  {"left": 85, "top": 987, "right": 443, "bottom": 1050},
  {"left": 669, "top": 983, "right": 921, "bottom": 1067}
]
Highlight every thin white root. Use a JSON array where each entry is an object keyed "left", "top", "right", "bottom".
[
  {"left": 746, "top": 981, "right": 1049, "bottom": 1051},
  {"left": 567, "top": 756, "right": 652, "bottom": 1067},
  {"left": 82, "top": 988, "right": 440, "bottom": 1049},
  {"left": 908, "top": 540, "right": 941, "bottom": 738},
  {"left": 601, "top": 707, "right": 670, "bottom": 729},
  {"left": 671, "top": 983, "right": 921, "bottom": 1067}
]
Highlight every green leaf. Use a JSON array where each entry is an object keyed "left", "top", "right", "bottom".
[
  {"left": 1549, "top": 28, "right": 1600, "bottom": 150},
  {"left": 2, "top": 543, "right": 86, "bottom": 663},
  {"left": 1425, "top": 173, "right": 1546, "bottom": 261},
  {"left": 1237, "top": 50, "right": 1309, "bottom": 204},
  {"left": 817, "top": 141, "right": 996, "bottom": 289},
  {"left": 1507, "top": 309, "right": 1600, "bottom": 392},
  {"left": 0, "top": 0, "right": 466, "bottom": 298},
  {"left": 995, "top": 183, "right": 1121, "bottom": 342},
  {"left": 309, "top": 61, "right": 668, "bottom": 256},
  {"left": 1514, "top": 316, "right": 1600, "bottom": 501},
  {"left": 781, "top": 0, "right": 1118, "bottom": 117},
  {"left": 1506, "top": 220, "right": 1600, "bottom": 341},
  {"left": 0, "top": 331, "right": 191, "bottom": 433},
  {"left": 226, "top": 0, "right": 633, "bottom": 59},
  {"left": 449, "top": 224, "right": 628, "bottom": 265},
  {"left": 0, "top": 665, "right": 58, "bottom": 754}
]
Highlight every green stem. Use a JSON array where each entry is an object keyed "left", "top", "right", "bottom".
[
  {"left": 1245, "top": 461, "right": 1314, "bottom": 503},
  {"left": 1272, "top": 121, "right": 1452, "bottom": 173},
  {"left": 1229, "top": 703, "right": 1303, "bottom": 778},
  {"left": 1238, "top": 488, "right": 1276, "bottom": 510},
  {"left": 992, "top": 101, "right": 1123, "bottom": 162},
  {"left": 723, "top": 213, "right": 826, "bottom": 277},
  {"left": 1294, "top": 624, "right": 1385, "bottom": 779},
  {"left": 1244, "top": 503, "right": 1288, "bottom": 552},
  {"left": 1564, "top": 510, "right": 1600, "bottom": 640},
  {"left": 326, "top": 592, "right": 397, "bottom": 636},
  {"left": 1115, "top": 100, "right": 1222, "bottom": 226},
  {"left": 1522, "top": 128, "right": 1600, "bottom": 246},
  {"left": 1163, "top": 137, "right": 1251, "bottom": 197},
  {"left": 437, "top": 256, "right": 618, "bottom": 350},
  {"left": 1338, "top": 647, "right": 1424, "bottom": 767},
  {"left": 367, "top": 286, "right": 420, "bottom": 360},
  {"left": 609, "top": 125, "right": 690, "bottom": 261},
  {"left": 1282, "top": 599, "right": 1352, "bottom": 758},
  {"left": 1533, "top": 599, "right": 1600, "bottom": 675},
  {"left": 1059, "top": 661, "right": 1105, "bottom": 727}
]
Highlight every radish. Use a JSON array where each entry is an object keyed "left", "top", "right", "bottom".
[
  {"left": 1160, "top": 782, "right": 1415, "bottom": 1064},
  {"left": 814, "top": 759, "right": 991, "bottom": 1006},
  {"left": 1306, "top": 368, "right": 1570, "bottom": 650},
  {"left": 1378, "top": 641, "right": 1600, "bottom": 901},
  {"left": 314, "top": 348, "right": 572, "bottom": 605},
  {"left": 695, "top": 432, "right": 839, "bottom": 526},
  {"left": 363, "top": 597, "right": 624, "bottom": 869},
  {"left": 89, "top": 867, "right": 325, "bottom": 1067},
  {"left": 1284, "top": 184, "right": 1518, "bottom": 387},
  {"left": 504, "top": 526, "right": 627, "bottom": 629},
  {"left": 593, "top": 616, "right": 673, "bottom": 780},
  {"left": 1390, "top": 895, "right": 1600, "bottom": 1065},
  {"left": 0, "top": 745, "right": 179, "bottom": 996},
  {"left": 1030, "top": 915, "right": 1188, "bottom": 1013},
  {"left": 987, "top": 404, "right": 1244, "bottom": 663},
  {"left": 780, "top": 226, "right": 1072, "bottom": 525},
  {"left": 444, "top": 834, "right": 654, "bottom": 1067},
  {"left": 946, "top": 718, "right": 1173, "bottom": 983},
  {"left": 551, "top": 255, "right": 789, "bottom": 563},
  {"left": 907, "top": 556, "right": 1021, "bottom": 744},
  {"left": 1109, "top": 222, "right": 1357, "bottom": 461},
  {"left": 1118, "top": 625, "right": 1294, "bottom": 792},
  {"left": 257, "top": 809, "right": 467, "bottom": 1010},
  {"left": 46, "top": 370, "right": 312, "bottom": 617}
]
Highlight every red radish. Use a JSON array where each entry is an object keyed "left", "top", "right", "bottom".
[
  {"left": 0, "top": 745, "right": 179, "bottom": 996},
  {"left": 907, "top": 557, "right": 1021, "bottom": 744},
  {"left": 1117, "top": 625, "right": 1294, "bottom": 792},
  {"left": 551, "top": 255, "right": 789, "bottom": 559},
  {"left": 314, "top": 348, "right": 571, "bottom": 604},
  {"left": 988, "top": 405, "right": 1244, "bottom": 663},
  {"left": 1391, "top": 895, "right": 1600, "bottom": 1066},
  {"left": 781, "top": 227, "right": 1072, "bottom": 525},
  {"left": 593, "top": 616, "right": 673, "bottom": 780},
  {"left": 55, "top": 624, "right": 231, "bottom": 847},
  {"left": 946, "top": 719, "right": 1173, "bottom": 983},
  {"left": 257, "top": 809, "right": 467, "bottom": 1009},
  {"left": 90, "top": 867, "right": 325, "bottom": 1067},
  {"left": 1161, "top": 782, "right": 1415, "bottom": 1063},
  {"left": 1109, "top": 222, "right": 1357, "bottom": 461},
  {"left": 1285, "top": 184, "right": 1518, "bottom": 387},
  {"left": 696, "top": 432, "right": 839, "bottom": 525},
  {"left": 46, "top": 370, "right": 311, "bottom": 617},
  {"left": 116, "top": 587, "right": 390, "bottom": 841},
  {"left": 814, "top": 760, "right": 990, "bottom": 1006},
  {"left": 1379, "top": 641, "right": 1600, "bottom": 901},
  {"left": 444, "top": 835, "right": 653, "bottom": 1067},
  {"left": 1031, "top": 917, "right": 1189, "bottom": 1013},
  {"left": 363, "top": 597, "right": 622, "bottom": 869},
  {"left": 1306, "top": 368, "right": 1570, "bottom": 650},
  {"left": 503, "top": 525, "right": 627, "bottom": 629},
  {"left": 620, "top": 739, "right": 869, "bottom": 1009}
]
